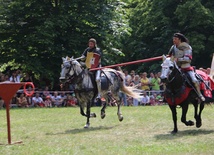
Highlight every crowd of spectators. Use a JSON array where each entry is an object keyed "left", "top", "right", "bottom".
[
  {"left": 0, "top": 70, "right": 78, "bottom": 109},
  {"left": 121, "top": 70, "right": 165, "bottom": 106},
  {"left": 1, "top": 65, "right": 213, "bottom": 109}
]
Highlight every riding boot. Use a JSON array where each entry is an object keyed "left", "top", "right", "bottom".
[{"left": 193, "top": 82, "right": 205, "bottom": 101}]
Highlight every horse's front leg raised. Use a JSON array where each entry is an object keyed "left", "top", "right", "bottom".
[
  {"left": 181, "top": 102, "right": 194, "bottom": 126},
  {"left": 169, "top": 105, "right": 178, "bottom": 134}
]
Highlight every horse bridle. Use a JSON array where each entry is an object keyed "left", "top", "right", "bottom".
[{"left": 165, "top": 61, "right": 182, "bottom": 84}]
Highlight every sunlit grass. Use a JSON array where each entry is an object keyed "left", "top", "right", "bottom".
[{"left": 0, "top": 105, "right": 214, "bottom": 155}]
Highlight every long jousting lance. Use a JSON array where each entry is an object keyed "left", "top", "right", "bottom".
[{"left": 90, "top": 55, "right": 164, "bottom": 71}]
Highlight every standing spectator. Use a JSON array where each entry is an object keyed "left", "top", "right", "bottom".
[
  {"left": 130, "top": 70, "right": 135, "bottom": 82},
  {"left": 119, "top": 70, "right": 130, "bottom": 106},
  {"left": 22, "top": 72, "right": 33, "bottom": 82},
  {"left": 9, "top": 70, "right": 21, "bottom": 83},
  {"left": 0, "top": 73, "right": 5, "bottom": 82},
  {"left": 130, "top": 75, "right": 141, "bottom": 106},
  {"left": 148, "top": 72, "right": 154, "bottom": 91},
  {"left": 150, "top": 72, "right": 161, "bottom": 94},
  {"left": 43, "top": 86, "right": 51, "bottom": 97},
  {"left": 32, "top": 92, "right": 45, "bottom": 107},
  {"left": 17, "top": 93, "right": 28, "bottom": 107},
  {"left": 158, "top": 71, "right": 164, "bottom": 92},
  {"left": 141, "top": 72, "right": 150, "bottom": 91},
  {"left": 124, "top": 70, "right": 132, "bottom": 86},
  {"left": 4, "top": 74, "right": 10, "bottom": 81},
  {"left": 51, "top": 91, "right": 63, "bottom": 107}
]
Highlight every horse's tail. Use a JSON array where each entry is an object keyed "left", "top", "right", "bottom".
[
  {"left": 116, "top": 71, "right": 141, "bottom": 99},
  {"left": 121, "top": 84, "right": 141, "bottom": 99}
]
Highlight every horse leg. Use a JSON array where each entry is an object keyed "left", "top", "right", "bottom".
[
  {"left": 100, "top": 97, "right": 107, "bottom": 119},
  {"left": 181, "top": 102, "right": 194, "bottom": 126},
  {"left": 84, "top": 100, "right": 97, "bottom": 128},
  {"left": 116, "top": 97, "right": 123, "bottom": 122},
  {"left": 195, "top": 101, "right": 204, "bottom": 128},
  {"left": 80, "top": 105, "right": 87, "bottom": 117},
  {"left": 169, "top": 105, "right": 178, "bottom": 134},
  {"left": 84, "top": 101, "right": 91, "bottom": 128}
]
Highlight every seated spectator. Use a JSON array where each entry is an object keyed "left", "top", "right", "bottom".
[
  {"left": 149, "top": 93, "right": 156, "bottom": 106},
  {"left": 32, "top": 92, "right": 45, "bottom": 107},
  {"left": 10, "top": 94, "right": 19, "bottom": 108},
  {"left": 17, "top": 93, "right": 28, "bottom": 107},
  {"left": 51, "top": 91, "right": 63, "bottom": 107},
  {"left": 140, "top": 93, "right": 150, "bottom": 106},
  {"left": 155, "top": 94, "right": 164, "bottom": 105},
  {"left": 60, "top": 91, "right": 67, "bottom": 106},
  {"left": 66, "top": 94, "right": 77, "bottom": 107},
  {"left": 44, "top": 96, "right": 52, "bottom": 107},
  {"left": 0, "top": 97, "right": 4, "bottom": 109}
]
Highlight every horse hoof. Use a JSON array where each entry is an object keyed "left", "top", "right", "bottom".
[
  {"left": 187, "top": 120, "right": 194, "bottom": 126},
  {"left": 101, "top": 113, "right": 106, "bottom": 119},
  {"left": 84, "top": 124, "right": 90, "bottom": 128},
  {"left": 196, "top": 122, "right": 202, "bottom": 128},
  {"left": 171, "top": 130, "right": 177, "bottom": 134},
  {"left": 119, "top": 116, "right": 123, "bottom": 122},
  {"left": 90, "top": 113, "right": 96, "bottom": 118}
]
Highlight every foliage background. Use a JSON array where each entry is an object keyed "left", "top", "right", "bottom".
[{"left": 0, "top": 0, "right": 214, "bottom": 89}]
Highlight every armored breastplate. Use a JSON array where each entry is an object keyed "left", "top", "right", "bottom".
[{"left": 173, "top": 46, "right": 184, "bottom": 58}]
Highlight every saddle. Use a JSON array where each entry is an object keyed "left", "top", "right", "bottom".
[
  {"left": 183, "top": 69, "right": 213, "bottom": 98},
  {"left": 100, "top": 68, "right": 123, "bottom": 90}
]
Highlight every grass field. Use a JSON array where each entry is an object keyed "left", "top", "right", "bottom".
[{"left": 0, "top": 105, "right": 214, "bottom": 155}]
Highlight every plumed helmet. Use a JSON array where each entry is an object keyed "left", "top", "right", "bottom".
[{"left": 173, "top": 33, "right": 188, "bottom": 43}]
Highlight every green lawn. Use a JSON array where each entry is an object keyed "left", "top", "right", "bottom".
[{"left": 0, "top": 105, "right": 214, "bottom": 155}]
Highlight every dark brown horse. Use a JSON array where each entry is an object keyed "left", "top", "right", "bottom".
[{"left": 160, "top": 55, "right": 211, "bottom": 134}]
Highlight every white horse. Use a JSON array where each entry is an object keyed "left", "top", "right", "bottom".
[{"left": 60, "top": 56, "right": 139, "bottom": 128}]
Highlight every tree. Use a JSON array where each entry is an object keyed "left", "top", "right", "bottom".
[
  {"left": 0, "top": 0, "right": 130, "bottom": 88},
  {"left": 125, "top": 0, "right": 214, "bottom": 73}
]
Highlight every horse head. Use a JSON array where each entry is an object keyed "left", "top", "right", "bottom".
[
  {"left": 59, "top": 56, "right": 82, "bottom": 83},
  {"left": 160, "top": 55, "right": 175, "bottom": 83}
]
